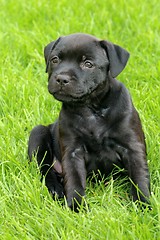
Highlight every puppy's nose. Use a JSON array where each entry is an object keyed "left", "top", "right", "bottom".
[{"left": 56, "top": 74, "right": 70, "bottom": 85}]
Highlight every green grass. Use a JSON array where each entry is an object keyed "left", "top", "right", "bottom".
[{"left": 0, "top": 0, "right": 160, "bottom": 239}]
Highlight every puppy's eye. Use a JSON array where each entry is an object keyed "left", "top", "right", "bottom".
[
  {"left": 84, "top": 60, "right": 93, "bottom": 68},
  {"left": 51, "top": 56, "right": 59, "bottom": 64}
]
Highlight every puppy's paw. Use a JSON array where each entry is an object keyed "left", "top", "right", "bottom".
[
  {"left": 133, "top": 200, "right": 152, "bottom": 211},
  {"left": 48, "top": 183, "right": 64, "bottom": 199},
  {"left": 45, "top": 174, "right": 64, "bottom": 199},
  {"left": 67, "top": 192, "right": 86, "bottom": 212}
]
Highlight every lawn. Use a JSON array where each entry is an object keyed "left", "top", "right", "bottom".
[{"left": 0, "top": 0, "right": 160, "bottom": 239}]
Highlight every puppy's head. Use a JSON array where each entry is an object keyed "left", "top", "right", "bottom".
[{"left": 44, "top": 33, "right": 129, "bottom": 103}]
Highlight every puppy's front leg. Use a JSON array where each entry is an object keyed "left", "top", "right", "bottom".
[
  {"left": 62, "top": 146, "right": 86, "bottom": 212},
  {"left": 124, "top": 149, "right": 150, "bottom": 205}
]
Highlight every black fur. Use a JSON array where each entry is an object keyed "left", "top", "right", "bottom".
[{"left": 28, "top": 33, "right": 150, "bottom": 211}]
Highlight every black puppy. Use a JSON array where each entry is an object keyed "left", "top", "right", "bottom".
[{"left": 28, "top": 33, "right": 150, "bottom": 211}]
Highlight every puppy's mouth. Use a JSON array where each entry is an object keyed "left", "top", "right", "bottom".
[
  {"left": 52, "top": 90, "right": 87, "bottom": 102},
  {"left": 50, "top": 81, "right": 107, "bottom": 103}
]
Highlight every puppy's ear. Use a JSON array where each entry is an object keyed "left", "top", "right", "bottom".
[
  {"left": 100, "top": 40, "right": 130, "bottom": 78},
  {"left": 44, "top": 37, "right": 61, "bottom": 73}
]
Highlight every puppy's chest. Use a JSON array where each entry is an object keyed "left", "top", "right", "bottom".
[{"left": 73, "top": 109, "right": 108, "bottom": 144}]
